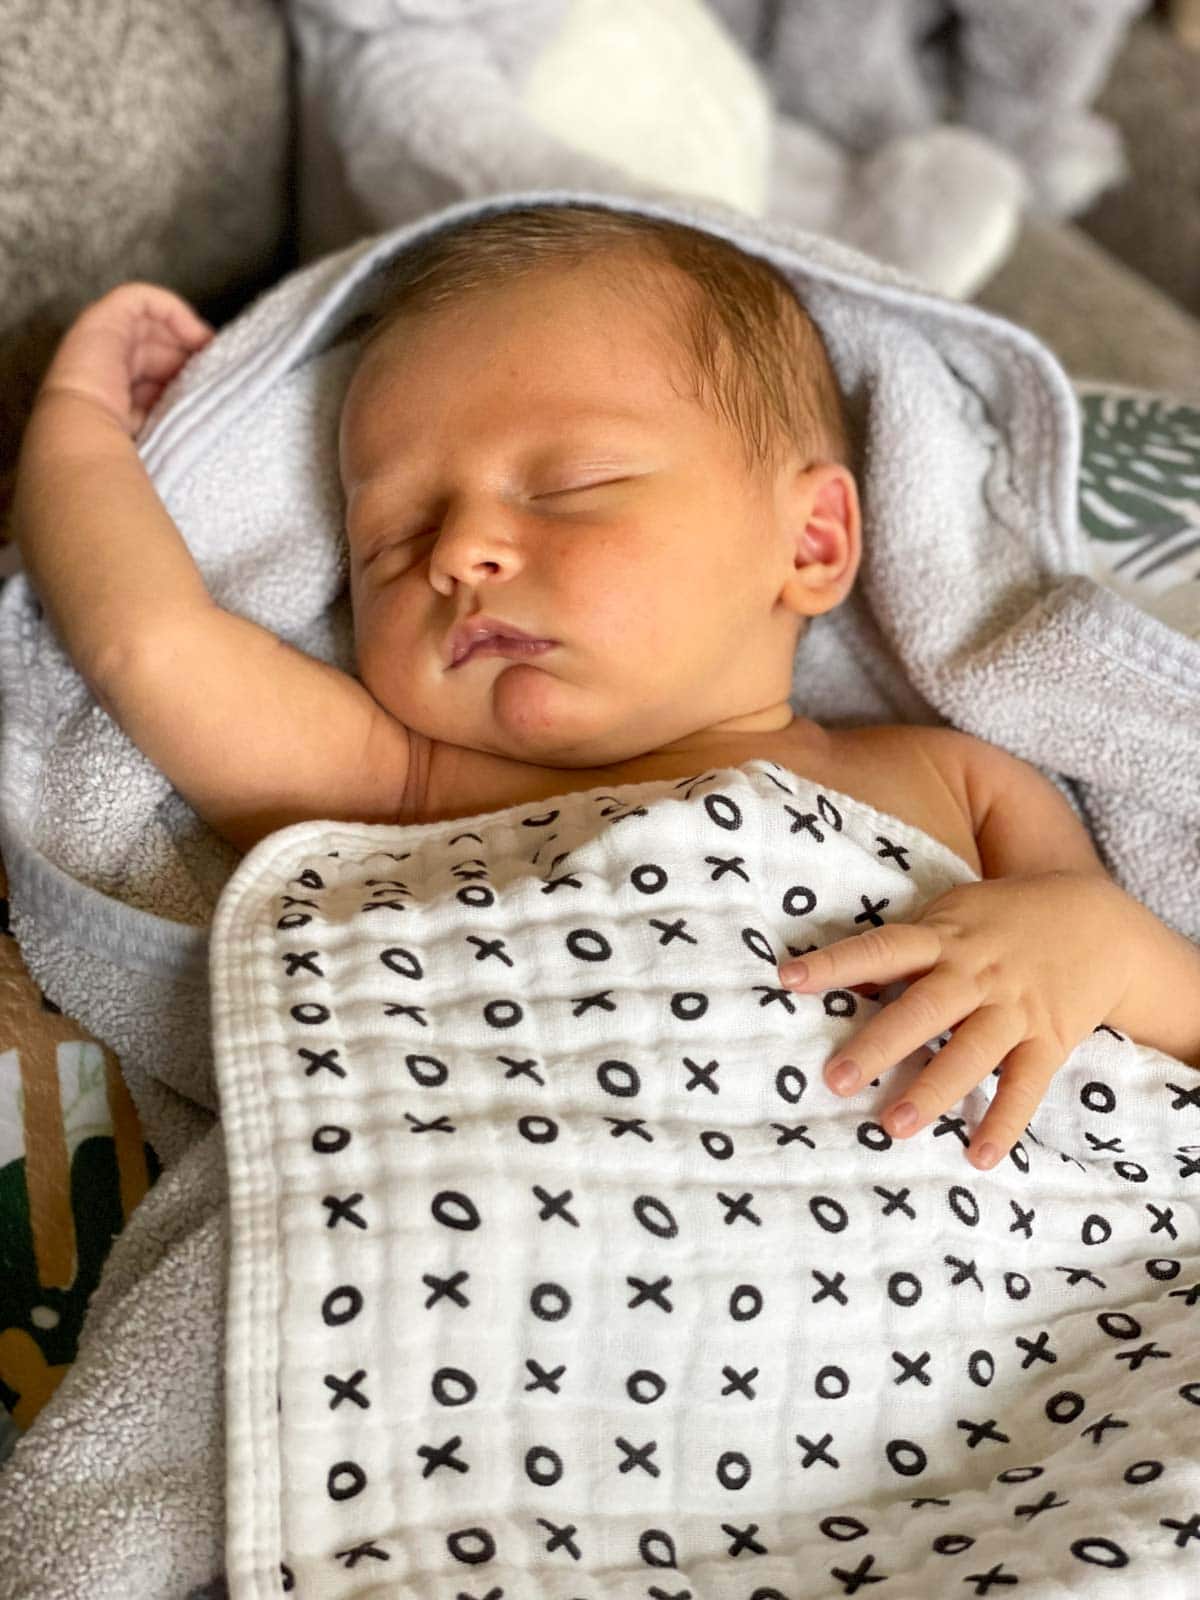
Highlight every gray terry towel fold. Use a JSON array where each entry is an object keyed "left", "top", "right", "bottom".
[{"left": 0, "top": 192, "right": 1196, "bottom": 1598}]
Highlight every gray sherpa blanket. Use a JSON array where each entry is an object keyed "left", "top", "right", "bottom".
[{"left": 0, "top": 191, "right": 1197, "bottom": 1596}]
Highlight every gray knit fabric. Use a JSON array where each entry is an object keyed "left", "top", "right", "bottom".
[{"left": 0, "top": 0, "right": 289, "bottom": 521}]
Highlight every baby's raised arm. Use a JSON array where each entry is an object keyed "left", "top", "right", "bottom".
[{"left": 12, "top": 285, "right": 410, "bottom": 854}]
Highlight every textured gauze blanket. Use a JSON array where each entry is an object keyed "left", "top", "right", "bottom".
[
  {"left": 213, "top": 758, "right": 1199, "bottom": 1597},
  {"left": 0, "top": 191, "right": 1197, "bottom": 1598}
]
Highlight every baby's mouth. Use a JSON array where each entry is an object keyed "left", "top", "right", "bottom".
[
  {"left": 447, "top": 614, "right": 558, "bottom": 668},
  {"left": 451, "top": 635, "right": 557, "bottom": 668}
]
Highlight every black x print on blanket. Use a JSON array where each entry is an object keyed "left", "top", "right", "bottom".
[{"left": 211, "top": 761, "right": 1200, "bottom": 1599}]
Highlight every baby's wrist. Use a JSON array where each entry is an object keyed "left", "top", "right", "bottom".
[
  {"left": 25, "top": 383, "right": 136, "bottom": 457},
  {"left": 1097, "top": 885, "right": 1200, "bottom": 1066}
]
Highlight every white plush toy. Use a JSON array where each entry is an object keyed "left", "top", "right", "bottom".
[
  {"left": 290, "top": 0, "right": 1026, "bottom": 297},
  {"left": 520, "top": 0, "right": 773, "bottom": 218}
]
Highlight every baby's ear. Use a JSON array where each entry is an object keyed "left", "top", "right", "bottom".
[
  {"left": 777, "top": 462, "right": 862, "bottom": 617},
  {"left": 799, "top": 466, "right": 860, "bottom": 563}
]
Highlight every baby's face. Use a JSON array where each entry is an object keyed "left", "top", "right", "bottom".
[{"left": 338, "top": 260, "right": 803, "bottom": 767}]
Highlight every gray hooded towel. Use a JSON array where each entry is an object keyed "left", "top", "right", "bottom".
[{"left": 0, "top": 192, "right": 1196, "bottom": 1598}]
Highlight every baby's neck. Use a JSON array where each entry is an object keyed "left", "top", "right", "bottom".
[
  {"left": 412, "top": 706, "right": 828, "bottom": 831},
  {"left": 652, "top": 700, "right": 801, "bottom": 755}
]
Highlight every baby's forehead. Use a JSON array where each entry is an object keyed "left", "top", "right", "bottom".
[
  {"left": 341, "top": 255, "right": 693, "bottom": 423},
  {"left": 360, "top": 246, "right": 689, "bottom": 356}
]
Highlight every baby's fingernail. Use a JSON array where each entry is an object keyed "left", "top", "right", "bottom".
[
  {"left": 827, "top": 1060, "right": 860, "bottom": 1093},
  {"left": 780, "top": 961, "right": 808, "bottom": 986},
  {"left": 973, "top": 1142, "right": 1000, "bottom": 1169},
  {"left": 889, "top": 1102, "right": 919, "bottom": 1135}
]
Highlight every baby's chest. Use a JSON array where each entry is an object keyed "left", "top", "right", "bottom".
[{"left": 418, "top": 727, "right": 983, "bottom": 878}]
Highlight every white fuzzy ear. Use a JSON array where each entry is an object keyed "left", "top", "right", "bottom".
[{"left": 519, "top": 0, "right": 772, "bottom": 215}]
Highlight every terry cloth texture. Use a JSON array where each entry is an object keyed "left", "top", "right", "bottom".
[
  {"left": 0, "top": 192, "right": 1197, "bottom": 1597},
  {"left": 212, "top": 759, "right": 1199, "bottom": 1598}
]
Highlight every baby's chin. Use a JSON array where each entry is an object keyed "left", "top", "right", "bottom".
[
  {"left": 483, "top": 662, "right": 633, "bottom": 761},
  {"left": 427, "top": 665, "right": 651, "bottom": 768}
]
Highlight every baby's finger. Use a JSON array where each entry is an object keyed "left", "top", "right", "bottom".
[
  {"left": 965, "top": 1037, "right": 1060, "bottom": 1171},
  {"left": 165, "top": 299, "right": 215, "bottom": 350},
  {"left": 876, "top": 1003, "right": 1018, "bottom": 1141},
  {"left": 131, "top": 334, "right": 195, "bottom": 382},
  {"left": 86, "top": 281, "right": 209, "bottom": 337},
  {"left": 821, "top": 970, "right": 970, "bottom": 1094},
  {"left": 780, "top": 921, "right": 943, "bottom": 994}
]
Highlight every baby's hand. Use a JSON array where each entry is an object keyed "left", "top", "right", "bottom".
[
  {"left": 37, "top": 283, "right": 214, "bottom": 437},
  {"left": 777, "top": 870, "right": 1134, "bottom": 1171}
]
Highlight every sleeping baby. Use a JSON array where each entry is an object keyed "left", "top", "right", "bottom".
[{"left": 12, "top": 202, "right": 1200, "bottom": 1180}]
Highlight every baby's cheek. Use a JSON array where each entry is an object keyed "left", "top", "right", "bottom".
[
  {"left": 354, "top": 606, "right": 410, "bottom": 696},
  {"left": 572, "top": 554, "right": 668, "bottom": 651}
]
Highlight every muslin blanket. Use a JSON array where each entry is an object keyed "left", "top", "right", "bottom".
[
  {"left": 215, "top": 759, "right": 1199, "bottom": 1597},
  {"left": 0, "top": 192, "right": 1197, "bottom": 1598}
]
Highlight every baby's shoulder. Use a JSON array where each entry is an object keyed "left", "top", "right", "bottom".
[
  {"left": 822, "top": 721, "right": 979, "bottom": 798},
  {"left": 760, "top": 721, "right": 983, "bottom": 874}
]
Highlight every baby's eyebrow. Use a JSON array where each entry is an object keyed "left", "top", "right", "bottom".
[
  {"left": 344, "top": 472, "right": 418, "bottom": 526},
  {"left": 542, "top": 403, "right": 658, "bottom": 427},
  {"left": 345, "top": 408, "right": 664, "bottom": 516}
]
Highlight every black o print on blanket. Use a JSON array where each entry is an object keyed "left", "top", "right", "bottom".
[{"left": 216, "top": 761, "right": 1199, "bottom": 1599}]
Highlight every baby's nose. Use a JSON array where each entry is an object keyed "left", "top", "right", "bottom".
[{"left": 428, "top": 504, "right": 523, "bottom": 591}]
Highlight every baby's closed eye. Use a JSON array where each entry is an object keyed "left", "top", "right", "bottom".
[
  {"left": 357, "top": 525, "right": 437, "bottom": 567},
  {"left": 535, "top": 473, "right": 634, "bottom": 497},
  {"left": 532, "top": 473, "right": 653, "bottom": 513}
]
